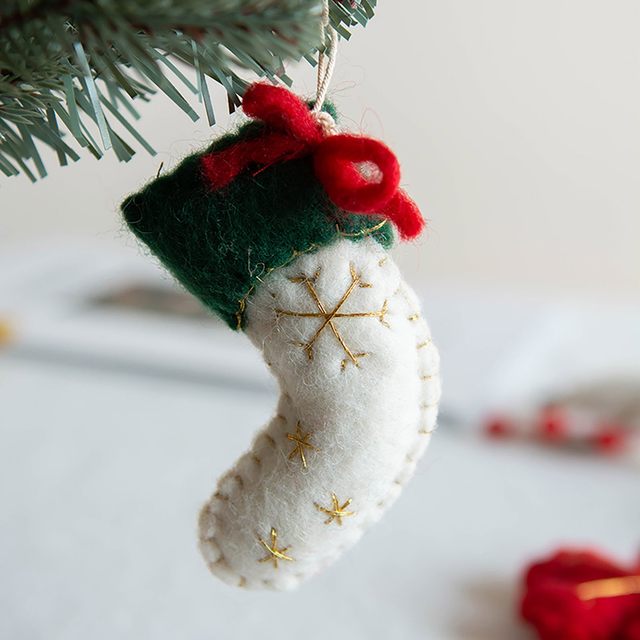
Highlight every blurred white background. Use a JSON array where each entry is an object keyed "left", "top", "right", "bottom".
[{"left": 2, "top": 0, "right": 639, "bottom": 300}]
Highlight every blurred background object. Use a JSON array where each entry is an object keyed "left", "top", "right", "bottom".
[
  {"left": 485, "top": 380, "right": 640, "bottom": 458},
  {"left": 1, "top": 1, "right": 639, "bottom": 639},
  {"left": 520, "top": 548, "right": 640, "bottom": 640}
]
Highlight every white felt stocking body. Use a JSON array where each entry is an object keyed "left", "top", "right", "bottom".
[{"left": 198, "top": 236, "right": 441, "bottom": 590}]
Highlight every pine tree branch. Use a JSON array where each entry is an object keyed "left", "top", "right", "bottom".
[{"left": 0, "top": 0, "right": 376, "bottom": 180}]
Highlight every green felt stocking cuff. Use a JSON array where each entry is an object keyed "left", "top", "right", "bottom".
[{"left": 121, "top": 113, "right": 394, "bottom": 329}]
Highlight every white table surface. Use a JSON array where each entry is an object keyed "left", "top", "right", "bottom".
[{"left": 1, "top": 357, "right": 638, "bottom": 640}]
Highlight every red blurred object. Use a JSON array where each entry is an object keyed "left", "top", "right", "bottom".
[
  {"left": 484, "top": 415, "right": 515, "bottom": 439},
  {"left": 594, "top": 424, "right": 629, "bottom": 455},
  {"left": 538, "top": 407, "right": 569, "bottom": 442},
  {"left": 520, "top": 549, "right": 640, "bottom": 640}
]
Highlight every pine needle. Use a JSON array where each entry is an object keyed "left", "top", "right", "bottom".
[{"left": 0, "top": 0, "right": 376, "bottom": 180}]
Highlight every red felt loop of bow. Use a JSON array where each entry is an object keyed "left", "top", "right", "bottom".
[
  {"left": 313, "top": 135, "right": 400, "bottom": 213},
  {"left": 200, "top": 83, "right": 424, "bottom": 240}
]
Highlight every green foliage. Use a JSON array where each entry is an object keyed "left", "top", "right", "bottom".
[{"left": 0, "top": 0, "right": 376, "bottom": 180}]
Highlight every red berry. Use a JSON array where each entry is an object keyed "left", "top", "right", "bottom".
[
  {"left": 538, "top": 407, "right": 568, "bottom": 442},
  {"left": 593, "top": 424, "right": 627, "bottom": 455},
  {"left": 484, "top": 415, "right": 514, "bottom": 439}
]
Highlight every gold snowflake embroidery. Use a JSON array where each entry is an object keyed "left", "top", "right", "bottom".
[{"left": 275, "top": 264, "right": 388, "bottom": 369}]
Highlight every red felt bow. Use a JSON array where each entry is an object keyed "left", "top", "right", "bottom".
[
  {"left": 520, "top": 549, "right": 640, "bottom": 640},
  {"left": 200, "top": 83, "right": 424, "bottom": 240}
]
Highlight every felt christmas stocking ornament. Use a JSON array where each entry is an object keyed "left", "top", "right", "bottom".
[{"left": 121, "top": 83, "right": 441, "bottom": 590}]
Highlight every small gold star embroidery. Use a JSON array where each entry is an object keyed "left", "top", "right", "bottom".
[
  {"left": 275, "top": 264, "right": 389, "bottom": 369},
  {"left": 286, "top": 422, "right": 317, "bottom": 469},
  {"left": 315, "top": 493, "right": 356, "bottom": 526},
  {"left": 258, "top": 527, "right": 294, "bottom": 569}
]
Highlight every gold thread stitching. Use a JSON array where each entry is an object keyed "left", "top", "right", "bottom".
[
  {"left": 341, "top": 353, "right": 368, "bottom": 371},
  {"left": 235, "top": 243, "right": 320, "bottom": 329},
  {"left": 336, "top": 219, "right": 387, "bottom": 238},
  {"left": 286, "top": 422, "right": 317, "bottom": 469},
  {"left": 275, "top": 263, "right": 388, "bottom": 367},
  {"left": 351, "top": 263, "right": 373, "bottom": 288},
  {"left": 258, "top": 528, "right": 294, "bottom": 569},
  {"left": 314, "top": 493, "right": 355, "bottom": 526},
  {"left": 387, "top": 290, "right": 439, "bottom": 491}
]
